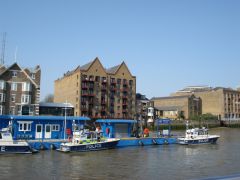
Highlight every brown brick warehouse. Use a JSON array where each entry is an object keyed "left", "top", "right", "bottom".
[{"left": 54, "top": 58, "right": 136, "bottom": 119}]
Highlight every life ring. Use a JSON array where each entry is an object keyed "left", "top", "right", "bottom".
[
  {"left": 164, "top": 139, "right": 169, "bottom": 144},
  {"left": 40, "top": 144, "right": 45, "bottom": 150},
  {"left": 152, "top": 139, "right": 157, "bottom": 145},
  {"left": 139, "top": 140, "right": 144, "bottom": 146},
  {"left": 50, "top": 144, "right": 55, "bottom": 150}
]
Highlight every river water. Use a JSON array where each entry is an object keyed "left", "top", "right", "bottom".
[{"left": 0, "top": 128, "right": 239, "bottom": 180}]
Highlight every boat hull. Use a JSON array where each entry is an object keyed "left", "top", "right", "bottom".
[
  {"left": 58, "top": 139, "right": 120, "bottom": 152},
  {"left": 0, "top": 145, "right": 33, "bottom": 154},
  {"left": 178, "top": 136, "right": 220, "bottom": 145}
]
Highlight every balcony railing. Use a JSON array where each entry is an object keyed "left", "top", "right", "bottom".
[
  {"left": 81, "top": 107, "right": 88, "bottom": 112},
  {"left": 122, "top": 87, "right": 128, "bottom": 92},
  {"left": 101, "top": 108, "right": 106, "bottom": 112},
  {"left": 82, "top": 85, "right": 88, "bottom": 89},
  {"left": 102, "top": 79, "right": 107, "bottom": 84},
  {"left": 89, "top": 85, "right": 94, "bottom": 89},
  {"left": 110, "top": 87, "right": 117, "bottom": 92},
  {"left": 101, "top": 101, "right": 106, "bottom": 105},
  {"left": 101, "top": 86, "right": 107, "bottom": 91},
  {"left": 82, "top": 78, "right": 89, "bottom": 82},
  {"left": 89, "top": 78, "right": 94, "bottom": 82}
]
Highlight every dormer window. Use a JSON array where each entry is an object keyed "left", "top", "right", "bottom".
[
  {"left": 31, "top": 73, "right": 35, "bottom": 79},
  {"left": 12, "top": 71, "right": 17, "bottom": 77}
]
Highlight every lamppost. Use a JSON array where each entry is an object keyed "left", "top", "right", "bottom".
[
  {"left": 236, "top": 101, "right": 240, "bottom": 121},
  {"left": 64, "top": 100, "right": 67, "bottom": 140}
]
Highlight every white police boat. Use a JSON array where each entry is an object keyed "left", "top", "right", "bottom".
[
  {"left": 178, "top": 122, "right": 220, "bottom": 145},
  {"left": 57, "top": 129, "right": 120, "bottom": 152},
  {"left": 0, "top": 128, "right": 37, "bottom": 154}
]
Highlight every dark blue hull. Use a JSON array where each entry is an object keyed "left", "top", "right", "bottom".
[
  {"left": 59, "top": 140, "right": 120, "bottom": 152},
  {"left": 0, "top": 145, "right": 33, "bottom": 154},
  {"left": 179, "top": 136, "right": 219, "bottom": 145}
]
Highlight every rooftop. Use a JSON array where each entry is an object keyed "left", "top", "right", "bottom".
[
  {"left": 155, "top": 106, "right": 183, "bottom": 111},
  {"left": 39, "top": 102, "right": 74, "bottom": 108},
  {"left": 151, "top": 95, "right": 192, "bottom": 100}
]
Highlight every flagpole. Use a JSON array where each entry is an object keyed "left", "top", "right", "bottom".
[{"left": 64, "top": 100, "right": 67, "bottom": 140}]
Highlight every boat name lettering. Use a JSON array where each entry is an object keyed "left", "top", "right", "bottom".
[
  {"left": 1, "top": 146, "right": 5, "bottom": 152},
  {"left": 198, "top": 139, "right": 208, "bottom": 143},
  {"left": 86, "top": 144, "right": 102, "bottom": 149},
  {"left": 3, "top": 133, "right": 10, "bottom": 136}
]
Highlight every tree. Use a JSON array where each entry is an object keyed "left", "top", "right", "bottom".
[
  {"left": 190, "top": 113, "right": 218, "bottom": 121},
  {"left": 178, "top": 111, "right": 185, "bottom": 120}
]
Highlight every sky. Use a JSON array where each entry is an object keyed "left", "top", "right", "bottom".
[{"left": 0, "top": 0, "right": 240, "bottom": 100}]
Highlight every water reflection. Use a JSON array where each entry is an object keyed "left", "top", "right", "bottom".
[{"left": 0, "top": 128, "right": 239, "bottom": 180}]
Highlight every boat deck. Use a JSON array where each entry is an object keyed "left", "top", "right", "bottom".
[{"left": 24, "top": 136, "right": 178, "bottom": 150}]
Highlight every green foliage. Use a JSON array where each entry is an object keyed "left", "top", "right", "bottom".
[
  {"left": 190, "top": 113, "right": 218, "bottom": 121},
  {"left": 177, "top": 111, "right": 185, "bottom": 120}
]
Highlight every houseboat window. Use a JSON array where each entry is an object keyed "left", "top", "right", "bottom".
[
  {"left": 46, "top": 126, "right": 51, "bottom": 132},
  {"left": 52, "top": 125, "right": 60, "bottom": 131},
  {"left": 37, "top": 125, "right": 42, "bottom": 132},
  {"left": 19, "top": 122, "right": 31, "bottom": 131}
]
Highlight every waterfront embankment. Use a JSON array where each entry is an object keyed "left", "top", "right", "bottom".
[{"left": 157, "top": 119, "right": 240, "bottom": 130}]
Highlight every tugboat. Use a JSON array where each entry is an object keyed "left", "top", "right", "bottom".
[
  {"left": 57, "top": 123, "right": 120, "bottom": 152},
  {"left": 0, "top": 126, "right": 37, "bottom": 154},
  {"left": 178, "top": 121, "right": 220, "bottom": 145}
]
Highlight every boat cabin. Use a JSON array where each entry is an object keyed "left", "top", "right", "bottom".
[
  {"left": 186, "top": 127, "right": 209, "bottom": 138},
  {"left": 0, "top": 115, "right": 90, "bottom": 140},
  {"left": 96, "top": 119, "right": 137, "bottom": 138},
  {"left": 156, "top": 118, "right": 172, "bottom": 137}
]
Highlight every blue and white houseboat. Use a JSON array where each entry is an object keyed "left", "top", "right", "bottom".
[{"left": 0, "top": 115, "right": 90, "bottom": 150}]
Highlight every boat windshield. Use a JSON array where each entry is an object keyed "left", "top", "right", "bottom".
[{"left": 197, "top": 129, "right": 208, "bottom": 135}]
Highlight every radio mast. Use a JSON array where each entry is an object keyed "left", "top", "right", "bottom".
[{"left": 0, "top": 32, "right": 7, "bottom": 65}]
